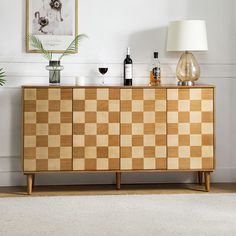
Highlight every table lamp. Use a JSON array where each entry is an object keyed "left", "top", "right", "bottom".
[{"left": 167, "top": 20, "right": 208, "bottom": 86}]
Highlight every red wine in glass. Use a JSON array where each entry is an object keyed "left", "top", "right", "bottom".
[
  {"left": 99, "top": 68, "right": 108, "bottom": 75},
  {"left": 98, "top": 65, "right": 108, "bottom": 85}
]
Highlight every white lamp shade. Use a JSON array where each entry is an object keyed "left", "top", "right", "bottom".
[{"left": 167, "top": 20, "right": 208, "bottom": 52}]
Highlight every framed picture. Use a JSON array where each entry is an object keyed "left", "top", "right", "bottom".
[{"left": 26, "top": 0, "right": 78, "bottom": 53}]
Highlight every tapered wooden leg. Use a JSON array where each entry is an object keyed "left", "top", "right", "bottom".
[
  {"left": 204, "top": 172, "right": 211, "bottom": 192},
  {"left": 197, "top": 171, "right": 203, "bottom": 185},
  {"left": 116, "top": 172, "right": 121, "bottom": 190},
  {"left": 32, "top": 174, "right": 35, "bottom": 189},
  {"left": 27, "top": 174, "right": 33, "bottom": 195}
]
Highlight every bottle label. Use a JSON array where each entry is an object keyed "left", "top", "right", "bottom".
[
  {"left": 152, "top": 67, "right": 161, "bottom": 80},
  {"left": 125, "top": 64, "right": 133, "bottom": 79}
]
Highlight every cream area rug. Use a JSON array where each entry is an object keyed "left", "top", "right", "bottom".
[{"left": 0, "top": 194, "right": 236, "bottom": 236}]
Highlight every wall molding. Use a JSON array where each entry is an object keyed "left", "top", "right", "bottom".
[
  {"left": 0, "top": 62, "right": 235, "bottom": 88},
  {"left": 0, "top": 56, "right": 236, "bottom": 65}
]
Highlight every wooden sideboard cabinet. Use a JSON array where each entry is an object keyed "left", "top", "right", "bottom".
[{"left": 22, "top": 85, "right": 215, "bottom": 194}]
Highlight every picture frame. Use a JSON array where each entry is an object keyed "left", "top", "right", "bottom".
[{"left": 26, "top": 0, "right": 78, "bottom": 53}]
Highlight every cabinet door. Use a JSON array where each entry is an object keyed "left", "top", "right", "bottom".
[
  {"left": 23, "top": 88, "right": 73, "bottom": 172},
  {"left": 120, "top": 89, "right": 167, "bottom": 170},
  {"left": 73, "top": 88, "right": 120, "bottom": 171},
  {"left": 167, "top": 88, "right": 214, "bottom": 170}
]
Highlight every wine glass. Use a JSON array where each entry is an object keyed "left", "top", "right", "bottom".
[{"left": 98, "top": 64, "right": 108, "bottom": 85}]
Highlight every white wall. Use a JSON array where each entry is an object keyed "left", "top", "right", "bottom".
[{"left": 0, "top": 0, "right": 235, "bottom": 186}]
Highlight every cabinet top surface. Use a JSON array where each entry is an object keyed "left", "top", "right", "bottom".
[{"left": 22, "top": 84, "right": 215, "bottom": 89}]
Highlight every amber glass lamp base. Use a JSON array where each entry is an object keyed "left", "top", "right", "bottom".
[{"left": 176, "top": 51, "right": 200, "bottom": 86}]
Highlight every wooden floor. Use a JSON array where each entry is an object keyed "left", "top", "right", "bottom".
[{"left": 0, "top": 183, "right": 236, "bottom": 198}]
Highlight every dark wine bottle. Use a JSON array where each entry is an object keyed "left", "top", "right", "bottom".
[{"left": 124, "top": 47, "right": 133, "bottom": 86}]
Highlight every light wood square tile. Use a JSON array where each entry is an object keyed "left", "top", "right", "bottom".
[
  {"left": 121, "top": 112, "right": 132, "bottom": 123},
  {"left": 132, "top": 147, "right": 144, "bottom": 158},
  {"left": 121, "top": 135, "right": 132, "bottom": 147},
  {"left": 48, "top": 135, "right": 60, "bottom": 147},
  {"left": 60, "top": 147, "right": 72, "bottom": 158},
  {"left": 132, "top": 124, "right": 144, "bottom": 135},
  {"left": 178, "top": 100, "right": 190, "bottom": 112},
  {"left": 36, "top": 101, "right": 48, "bottom": 112},
  {"left": 73, "top": 159, "right": 85, "bottom": 170},
  {"left": 167, "top": 89, "right": 178, "bottom": 100},
  {"left": 168, "top": 112, "right": 178, "bottom": 123},
  {"left": 178, "top": 123, "right": 190, "bottom": 135},
  {"left": 202, "top": 146, "right": 214, "bottom": 157},
  {"left": 144, "top": 158, "right": 155, "bottom": 169},
  {"left": 190, "top": 135, "right": 202, "bottom": 146},
  {"left": 156, "top": 123, "right": 166, "bottom": 135},
  {"left": 168, "top": 135, "right": 179, "bottom": 146},
  {"left": 49, "top": 112, "right": 60, "bottom": 124},
  {"left": 201, "top": 100, "right": 213, "bottom": 112},
  {"left": 85, "top": 147, "right": 96, "bottom": 159},
  {"left": 24, "top": 136, "right": 36, "bottom": 147},
  {"left": 97, "top": 112, "right": 109, "bottom": 123},
  {"left": 97, "top": 159, "right": 109, "bottom": 170},
  {"left": 96, "top": 135, "right": 108, "bottom": 146},
  {"left": 48, "top": 159, "right": 60, "bottom": 171},
  {"left": 48, "top": 89, "right": 60, "bottom": 100},
  {"left": 24, "top": 160, "right": 36, "bottom": 171},
  {"left": 202, "top": 123, "right": 213, "bottom": 134},
  {"left": 132, "top": 100, "right": 144, "bottom": 112},
  {"left": 144, "top": 89, "right": 155, "bottom": 100},
  {"left": 85, "top": 124, "right": 97, "bottom": 135},
  {"left": 36, "top": 124, "right": 48, "bottom": 135},
  {"left": 97, "top": 89, "right": 109, "bottom": 100},
  {"left": 179, "top": 146, "right": 190, "bottom": 158},
  {"left": 109, "top": 124, "right": 120, "bottom": 135},
  {"left": 36, "top": 147, "right": 48, "bottom": 159},
  {"left": 144, "top": 135, "right": 155, "bottom": 146},
  {"left": 60, "top": 124, "right": 72, "bottom": 135},
  {"left": 61, "top": 100, "right": 72, "bottom": 112},
  {"left": 25, "top": 89, "right": 36, "bottom": 100},
  {"left": 121, "top": 159, "right": 132, "bottom": 170},
  {"left": 168, "top": 158, "right": 179, "bottom": 169},
  {"left": 156, "top": 146, "right": 166, "bottom": 158},
  {"left": 109, "top": 100, "right": 120, "bottom": 111},
  {"left": 190, "top": 89, "right": 202, "bottom": 100},
  {"left": 85, "top": 100, "right": 97, "bottom": 112},
  {"left": 109, "top": 147, "right": 119, "bottom": 158},
  {"left": 73, "top": 135, "right": 85, "bottom": 146},
  {"left": 190, "top": 112, "right": 202, "bottom": 123},
  {"left": 73, "top": 112, "right": 85, "bottom": 123},
  {"left": 25, "top": 112, "right": 36, "bottom": 124},
  {"left": 156, "top": 100, "right": 166, "bottom": 111},
  {"left": 121, "top": 89, "right": 132, "bottom": 100},
  {"left": 144, "top": 112, "right": 155, "bottom": 123},
  {"left": 190, "top": 158, "right": 202, "bottom": 169},
  {"left": 74, "top": 89, "right": 85, "bottom": 100}
]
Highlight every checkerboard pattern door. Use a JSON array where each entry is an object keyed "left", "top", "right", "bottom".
[
  {"left": 120, "top": 89, "right": 167, "bottom": 170},
  {"left": 167, "top": 88, "right": 214, "bottom": 170},
  {"left": 73, "top": 88, "right": 120, "bottom": 171},
  {"left": 23, "top": 88, "right": 73, "bottom": 172}
]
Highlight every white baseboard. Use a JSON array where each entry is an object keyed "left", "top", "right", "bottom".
[
  {"left": 0, "top": 156, "right": 235, "bottom": 186},
  {"left": 0, "top": 168, "right": 235, "bottom": 187}
]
